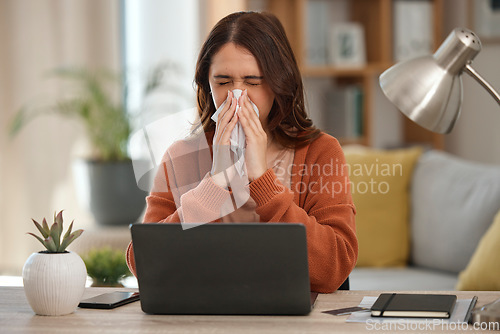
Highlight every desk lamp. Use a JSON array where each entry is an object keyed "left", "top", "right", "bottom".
[
  {"left": 379, "top": 27, "right": 500, "bottom": 325},
  {"left": 380, "top": 27, "right": 500, "bottom": 134}
]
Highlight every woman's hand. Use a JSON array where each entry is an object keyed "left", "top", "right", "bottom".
[
  {"left": 238, "top": 89, "right": 268, "bottom": 181},
  {"left": 211, "top": 91, "right": 239, "bottom": 187}
]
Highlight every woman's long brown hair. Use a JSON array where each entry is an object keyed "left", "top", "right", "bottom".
[{"left": 195, "top": 11, "right": 320, "bottom": 148}]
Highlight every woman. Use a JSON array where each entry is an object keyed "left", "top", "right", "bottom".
[{"left": 127, "top": 11, "right": 357, "bottom": 293}]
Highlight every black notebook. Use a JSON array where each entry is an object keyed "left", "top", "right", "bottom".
[{"left": 371, "top": 293, "right": 457, "bottom": 318}]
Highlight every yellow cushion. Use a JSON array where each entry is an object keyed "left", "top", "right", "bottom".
[
  {"left": 456, "top": 210, "right": 500, "bottom": 290},
  {"left": 344, "top": 146, "right": 422, "bottom": 267}
]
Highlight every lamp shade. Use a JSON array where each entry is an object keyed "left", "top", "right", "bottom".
[{"left": 380, "top": 28, "right": 482, "bottom": 134}]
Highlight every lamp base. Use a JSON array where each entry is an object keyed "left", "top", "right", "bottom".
[{"left": 471, "top": 298, "right": 500, "bottom": 329}]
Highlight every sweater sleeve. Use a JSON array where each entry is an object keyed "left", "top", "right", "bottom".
[
  {"left": 249, "top": 136, "right": 358, "bottom": 293},
  {"left": 126, "top": 147, "right": 231, "bottom": 276}
]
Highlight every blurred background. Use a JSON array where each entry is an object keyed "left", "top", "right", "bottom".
[{"left": 1, "top": 0, "right": 499, "bottom": 277}]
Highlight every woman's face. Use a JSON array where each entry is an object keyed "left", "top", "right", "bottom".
[{"left": 208, "top": 42, "right": 275, "bottom": 128}]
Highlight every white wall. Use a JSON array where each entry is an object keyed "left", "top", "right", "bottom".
[
  {"left": 446, "top": 45, "right": 500, "bottom": 164},
  {"left": 442, "top": 0, "right": 500, "bottom": 164},
  {"left": 122, "top": 0, "right": 202, "bottom": 187},
  {"left": 123, "top": 0, "right": 199, "bottom": 115},
  {"left": 0, "top": 0, "right": 120, "bottom": 275},
  {"left": 0, "top": 0, "right": 203, "bottom": 276}
]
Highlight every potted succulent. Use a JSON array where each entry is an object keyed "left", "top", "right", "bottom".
[
  {"left": 22, "top": 210, "right": 86, "bottom": 316},
  {"left": 82, "top": 247, "right": 132, "bottom": 287},
  {"left": 10, "top": 68, "right": 147, "bottom": 226}
]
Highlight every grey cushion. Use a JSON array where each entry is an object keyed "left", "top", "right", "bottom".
[
  {"left": 411, "top": 150, "right": 500, "bottom": 273},
  {"left": 350, "top": 267, "right": 458, "bottom": 291}
]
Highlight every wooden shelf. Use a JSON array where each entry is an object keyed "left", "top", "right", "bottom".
[
  {"left": 301, "top": 63, "right": 391, "bottom": 78},
  {"left": 338, "top": 136, "right": 369, "bottom": 147},
  {"left": 207, "top": 0, "right": 444, "bottom": 149}
]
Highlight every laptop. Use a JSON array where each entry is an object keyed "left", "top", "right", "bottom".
[{"left": 130, "top": 223, "right": 314, "bottom": 315}]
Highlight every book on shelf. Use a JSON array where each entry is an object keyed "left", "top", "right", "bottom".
[
  {"left": 305, "top": 0, "right": 329, "bottom": 65},
  {"left": 325, "top": 85, "right": 363, "bottom": 140},
  {"left": 393, "top": 0, "right": 433, "bottom": 62},
  {"left": 371, "top": 293, "right": 457, "bottom": 319}
]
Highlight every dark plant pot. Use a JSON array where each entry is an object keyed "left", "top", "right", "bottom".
[{"left": 74, "top": 159, "right": 148, "bottom": 226}]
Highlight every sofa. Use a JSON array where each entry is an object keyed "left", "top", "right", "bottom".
[
  {"left": 343, "top": 147, "right": 500, "bottom": 291},
  {"left": 71, "top": 147, "right": 500, "bottom": 291}
]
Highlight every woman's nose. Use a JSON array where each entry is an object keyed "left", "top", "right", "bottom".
[{"left": 232, "top": 82, "right": 244, "bottom": 91}]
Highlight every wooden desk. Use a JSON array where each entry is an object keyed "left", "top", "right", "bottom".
[{"left": 1, "top": 287, "right": 498, "bottom": 333}]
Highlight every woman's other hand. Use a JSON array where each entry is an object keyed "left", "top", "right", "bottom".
[
  {"left": 211, "top": 90, "right": 239, "bottom": 187},
  {"left": 238, "top": 89, "right": 268, "bottom": 181}
]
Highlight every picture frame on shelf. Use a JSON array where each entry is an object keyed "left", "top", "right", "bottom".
[
  {"left": 328, "top": 23, "right": 366, "bottom": 68},
  {"left": 469, "top": 0, "right": 500, "bottom": 42}
]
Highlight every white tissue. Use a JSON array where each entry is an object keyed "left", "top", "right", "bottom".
[{"left": 211, "top": 89, "right": 259, "bottom": 176}]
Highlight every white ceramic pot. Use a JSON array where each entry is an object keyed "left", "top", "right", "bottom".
[{"left": 22, "top": 251, "right": 87, "bottom": 316}]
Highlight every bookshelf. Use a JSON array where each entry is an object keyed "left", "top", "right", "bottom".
[{"left": 206, "top": 0, "right": 445, "bottom": 148}]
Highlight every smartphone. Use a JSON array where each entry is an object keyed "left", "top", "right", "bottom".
[
  {"left": 322, "top": 306, "right": 369, "bottom": 316},
  {"left": 78, "top": 291, "right": 140, "bottom": 309}
]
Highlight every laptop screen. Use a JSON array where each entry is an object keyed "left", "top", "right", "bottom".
[{"left": 131, "top": 223, "right": 312, "bottom": 315}]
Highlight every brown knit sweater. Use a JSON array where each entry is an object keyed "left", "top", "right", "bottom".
[{"left": 126, "top": 131, "right": 358, "bottom": 293}]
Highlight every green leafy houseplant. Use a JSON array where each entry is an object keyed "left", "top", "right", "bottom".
[
  {"left": 82, "top": 247, "right": 132, "bottom": 287},
  {"left": 9, "top": 64, "right": 186, "bottom": 226},
  {"left": 28, "top": 210, "right": 84, "bottom": 253},
  {"left": 10, "top": 68, "right": 131, "bottom": 161},
  {"left": 9, "top": 67, "right": 149, "bottom": 226}
]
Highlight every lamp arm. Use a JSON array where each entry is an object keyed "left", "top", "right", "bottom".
[{"left": 464, "top": 63, "right": 500, "bottom": 105}]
